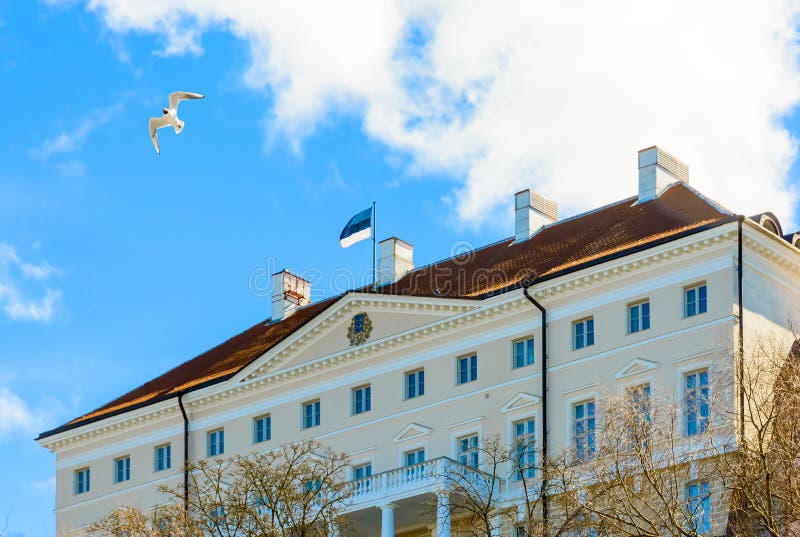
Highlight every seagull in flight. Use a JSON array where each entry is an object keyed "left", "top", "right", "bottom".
[{"left": 149, "top": 91, "right": 204, "bottom": 154}]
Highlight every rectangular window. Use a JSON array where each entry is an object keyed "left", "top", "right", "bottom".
[
  {"left": 628, "top": 301, "right": 650, "bottom": 334},
  {"left": 353, "top": 462, "right": 372, "bottom": 494},
  {"left": 405, "top": 448, "right": 425, "bottom": 466},
  {"left": 74, "top": 467, "right": 90, "bottom": 495},
  {"left": 352, "top": 385, "right": 372, "bottom": 415},
  {"left": 685, "top": 369, "right": 710, "bottom": 436},
  {"left": 629, "top": 383, "right": 651, "bottom": 425},
  {"left": 114, "top": 456, "right": 131, "bottom": 484},
  {"left": 513, "top": 337, "right": 535, "bottom": 369},
  {"left": 628, "top": 384, "right": 651, "bottom": 448},
  {"left": 253, "top": 415, "right": 271, "bottom": 444},
  {"left": 404, "top": 447, "right": 426, "bottom": 480},
  {"left": 574, "top": 400, "right": 596, "bottom": 462},
  {"left": 514, "top": 418, "right": 536, "bottom": 480},
  {"left": 353, "top": 462, "right": 372, "bottom": 480},
  {"left": 155, "top": 444, "right": 171, "bottom": 472},
  {"left": 405, "top": 369, "right": 425, "bottom": 399},
  {"left": 303, "top": 400, "right": 321, "bottom": 429},
  {"left": 686, "top": 482, "right": 711, "bottom": 535},
  {"left": 207, "top": 429, "right": 224, "bottom": 457},
  {"left": 684, "top": 283, "right": 708, "bottom": 318},
  {"left": 457, "top": 353, "right": 478, "bottom": 385},
  {"left": 573, "top": 318, "right": 595, "bottom": 350},
  {"left": 457, "top": 434, "right": 479, "bottom": 468}
]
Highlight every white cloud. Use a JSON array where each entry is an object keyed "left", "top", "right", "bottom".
[
  {"left": 0, "top": 243, "right": 61, "bottom": 322},
  {"left": 76, "top": 0, "right": 800, "bottom": 227},
  {"left": 0, "top": 386, "right": 69, "bottom": 441},
  {"left": 30, "top": 104, "right": 122, "bottom": 175},
  {"left": 3, "top": 288, "right": 62, "bottom": 322},
  {"left": 0, "top": 387, "right": 43, "bottom": 438}
]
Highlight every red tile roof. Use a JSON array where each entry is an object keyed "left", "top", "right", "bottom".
[{"left": 38, "top": 183, "right": 733, "bottom": 439}]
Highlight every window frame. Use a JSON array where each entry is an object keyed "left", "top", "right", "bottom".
[
  {"left": 573, "top": 399, "right": 597, "bottom": 462},
  {"left": 456, "top": 353, "right": 478, "bottom": 385},
  {"left": 207, "top": 428, "right": 225, "bottom": 457},
  {"left": 351, "top": 384, "right": 372, "bottom": 415},
  {"left": 572, "top": 317, "right": 595, "bottom": 350},
  {"left": 253, "top": 414, "right": 272, "bottom": 444},
  {"left": 683, "top": 368, "right": 710, "bottom": 436},
  {"left": 302, "top": 399, "right": 321, "bottom": 429},
  {"left": 627, "top": 299, "right": 651, "bottom": 334},
  {"left": 403, "top": 447, "right": 426, "bottom": 467},
  {"left": 456, "top": 433, "right": 480, "bottom": 468},
  {"left": 626, "top": 382, "right": 652, "bottom": 447},
  {"left": 683, "top": 282, "right": 708, "bottom": 318},
  {"left": 74, "top": 467, "right": 90, "bottom": 495},
  {"left": 685, "top": 481, "right": 711, "bottom": 535},
  {"left": 512, "top": 336, "right": 535, "bottom": 369},
  {"left": 512, "top": 417, "right": 536, "bottom": 480},
  {"left": 404, "top": 368, "right": 425, "bottom": 399},
  {"left": 154, "top": 443, "right": 171, "bottom": 472},
  {"left": 114, "top": 455, "right": 131, "bottom": 484}
]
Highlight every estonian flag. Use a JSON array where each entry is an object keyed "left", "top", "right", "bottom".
[{"left": 339, "top": 207, "right": 373, "bottom": 248}]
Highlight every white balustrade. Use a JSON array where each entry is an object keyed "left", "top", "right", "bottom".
[{"left": 347, "top": 457, "right": 503, "bottom": 510}]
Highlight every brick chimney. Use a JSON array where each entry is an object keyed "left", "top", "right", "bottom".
[
  {"left": 377, "top": 238, "right": 414, "bottom": 285},
  {"left": 638, "top": 146, "right": 689, "bottom": 203},
  {"left": 271, "top": 270, "right": 311, "bottom": 321},
  {"left": 514, "top": 189, "right": 558, "bottom": 242}
]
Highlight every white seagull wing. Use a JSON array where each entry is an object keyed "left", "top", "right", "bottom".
[
  {"left": 148, "top": 115, "right": 171, "bottom": 155},
  {"left": 168, "top": 91, "right": 204, "bottom": 112}
]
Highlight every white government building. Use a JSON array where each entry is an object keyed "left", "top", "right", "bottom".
[{"left": 37, "top": 147, "right": 800, "bottom": 536}]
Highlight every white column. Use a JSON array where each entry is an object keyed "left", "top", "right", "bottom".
[
  {"left": 436, "top": 492, "right": 451, "bottom": 537},
  {"left": 380, "top": 503, "right": 397, "bottom": 537}
]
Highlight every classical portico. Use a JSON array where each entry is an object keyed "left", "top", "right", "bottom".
[{"left": 345, "top": 457, "right": 500, "bottom": 537}]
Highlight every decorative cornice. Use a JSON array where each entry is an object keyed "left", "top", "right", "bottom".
[
  {"left": 529, "top": 227, "right": 738, "bottom": 301},
  {"left": 40, "top": 405, "right": 179, "bottom": 453},
  {"left": 742, "top": 222, "right": 800, "bottom": 278},
  {"left": 41, "top": 224, "right": 743, "bottom": 452}
]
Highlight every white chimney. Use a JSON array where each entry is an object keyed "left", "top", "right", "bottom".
[
  {"left": 377, "top": 238, "right": 414, "bottom": 285},
  {"left": 271, "top": 270, "right": 311, "bottom": 321},
  {"left": 514, "top": 189, "right": 558, "bottom": 242},
  {"left": 637, "top": 146, "right": 689, "bottom": 203}
]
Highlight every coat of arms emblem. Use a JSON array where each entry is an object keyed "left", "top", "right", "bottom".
[{"left": 347, "top": 312, "right": 372, "bottom": 346}]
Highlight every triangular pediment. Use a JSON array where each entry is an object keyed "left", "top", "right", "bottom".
[
  {"left": 392, "top": 422, "right": 432, "bottom": 443},
  {"left": 237, "top": 293, "right": 478, "bottom": 382},
  {"left": 615, "top": 358, "right": 659, "bottom": 379},
  {"left": 500, "top": 392, "right": 541, "bottom": 413}
]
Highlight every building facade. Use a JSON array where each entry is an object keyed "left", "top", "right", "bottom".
[{"left": 37, "top": 147, "right": 800, "bottom": 536}]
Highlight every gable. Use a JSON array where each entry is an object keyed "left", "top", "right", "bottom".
[
  {"left": 279, "top": 310, "right": 448, "bottom": 371},
  {"left": 237, "top": 294, "right": 478, "bottom": 382},
  {"left": 500, "top": 392, "right": 542, "bottom": 413},
  {"left": 615, "top": 358, "right": 659, "bottom": 379},
  {"left": 393, "top": 422, "right": 432, "bottom": 443}
]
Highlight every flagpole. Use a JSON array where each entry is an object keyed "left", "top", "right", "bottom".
[{"left": 371, "top": 201, "right": 376, "bottom": 292}]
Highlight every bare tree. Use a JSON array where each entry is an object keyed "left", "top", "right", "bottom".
[
  {"left": 90, "top": 439, "right": 353, "bottom": 537},
  {"left": 87, "top": 504, "right": 197, "bottom": 537},
  {"left": 547, "top": 358, "right": 734, "bottom": 537},
  {"left": 431, "top": 435, "right": 582, "bottom": 537},
  {"left": 431, "top": 436, "right": 511, "bottom": 537},
  {"left": 711, "top": 333, "right": 800, "bottom": 537}
]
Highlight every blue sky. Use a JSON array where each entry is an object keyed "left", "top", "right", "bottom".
[{"left": 2, "top": 1, "right": 800, "bottom": 535}]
